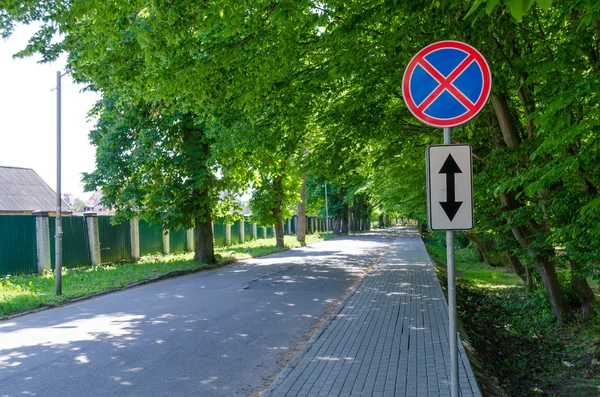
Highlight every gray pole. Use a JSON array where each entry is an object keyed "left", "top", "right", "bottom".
[
  {"left": 444, "top": 126, "right": 458, "bottom": 397},
  {"left": 324, "top": 182, "right": 329, "bottom": 231},
  {"left": 55, "top": 71, "right": 63, "bottom": 296}
]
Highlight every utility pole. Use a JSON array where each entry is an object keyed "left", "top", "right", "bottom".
[
  {"left": 324, "top": 182, "right": 329, "bottom": 232},
  {"left": 55, "top": 71, "right": 64, "bottom": 295}
]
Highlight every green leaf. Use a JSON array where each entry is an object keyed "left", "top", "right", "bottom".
[
  {"left": 485, "top": 0, "right": 501, "bottom": 13},
  {"left": 507, "top": 0, "right": 534, "bottom": 20},
  {"left": 465, "top": 0, "right": 485, "bottom": 19},
  {"left": 536, "top": 0, "right": 552, "bottom": 11}
]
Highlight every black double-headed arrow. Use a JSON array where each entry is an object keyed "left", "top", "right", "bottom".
[{"left": 439, "top": 154, "right": 462, "bottom": 221}]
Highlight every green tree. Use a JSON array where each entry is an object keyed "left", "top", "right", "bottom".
[
  {"left": 82, "top": 96, "right": 242, "bottom": 263},
  {"left": 4, "top": 0, "right": 600, "bottom": 321}
]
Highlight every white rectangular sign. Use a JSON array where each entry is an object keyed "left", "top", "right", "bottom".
[{"left": 427, "top": 145, "right": 473, "bottom": 231}]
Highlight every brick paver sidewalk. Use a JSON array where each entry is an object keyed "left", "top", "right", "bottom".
[{"left": 263, "top": 228, "right": 481, "bottom": 397}]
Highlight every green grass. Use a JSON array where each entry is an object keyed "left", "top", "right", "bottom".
[
  {"left": 214, "top": 233, "right": 335, "bottom": 260},
  {"left": 424, "top": 234, "right": 600, "bottom": 397},
  {"left": 427, "top": 240, "right": 523, "bottom": 287},
  {"left": 0, "top": 233, "right": 335, "bottom": 319}
]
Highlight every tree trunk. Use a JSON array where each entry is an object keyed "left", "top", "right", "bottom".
[
  {"left": 297, "top": 174, "right": 306, "bottom": 244},
  {"left": 333, "top": 217, "right": 341, "bottom": 235},
  {"left": 468, "top": 233, "right": 502, "bottom": 266},
  {"left": 499, "top": 191, "right": 573, "bottom": 321},
  {"left": 569, "top": 259, "right": 596, "bottom": 319},
  {"left": 475, "top": 245, "right": 484, "bottom": 263},
  {"left": 194, "top": 202, "right": 215, "bottom": 264},
  {"left": 503, "top": 251, "right": 534, "bottom": 289},
  {"left": 492, "top": 93, "right": 572, "bottom": 321},
  {"left": 491, "top": 94, "right": 522, "bottom": 147},
  {"left": 503, "top": 204, "right": 572, "bottom": 321},
  {"left": 341, "top": 204, "right": 349, "bottom": 234},
  {"left": 193, "top": 161, "right": 215, "bottom": 264},
  {"left": 275, "top": 218, "right": 285, "bottom": 248},
  {"left": 535, "top": 254, "right": 574, "bottom": 320},
  {"left": 517, "top": 76, "right": 535, "bottom": 138},
  {"left": 183, "top": 123, "right": 215, "bottom": 264},
  {"left": 526, "top": 267, "right": 535, "bottom": 290}
]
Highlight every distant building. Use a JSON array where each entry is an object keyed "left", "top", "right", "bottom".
[
  {"left": 81, "top": 189, "right": 113, "bottom": 214},
  {"left": 62, "top": 193, "right": 75, "bottom": 207},
  {"left": 0, "top": 166, "right": 70, "bottom": 214}
]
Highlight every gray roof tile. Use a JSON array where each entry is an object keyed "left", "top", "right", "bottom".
[{"left": 0, "top": 166, "right": 69, "bottom": 212}]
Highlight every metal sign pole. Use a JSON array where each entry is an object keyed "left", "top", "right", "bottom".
[
  {"left": 444, "top": 126, "right": 458, "bottom": 397},
  {"left": 404, "top": 41, "right": 487, "bottom": 397}
]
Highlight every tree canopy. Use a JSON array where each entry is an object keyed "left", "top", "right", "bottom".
[{"left": 2, "top": 0, "right": 600, "bottom": 320}]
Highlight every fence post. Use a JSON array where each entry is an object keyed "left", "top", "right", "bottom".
[
  {"left": 84, "top": 212, "right": 101, "bottom": 265},
  {"left": 130, "top": 218, "right": 140, "bottom": 260},
  {"left": 33, "top": 211, "right": 51, "bottom": 273},
  {"left": 272, "top": 226, "right": 276, "bottom": 238},
  {"left": 252, "top": 223, "right": 258, "bottom": 240},
  {"left": 187, "top": 229, "right": 194, "bottom": 251},
  {"left": 286, "top": 218, "right": 291, "bottom": 235},
  {"left": 262, "top": 226, "right": 267, "bottom": 239},
  {"left": 225, "top": 224, "right": 231, "bottom": 246},
  {"left": 163, "top": 231, "right": 170, "bottom": 254},
  {"left": 240, "top": 219, "right": 245, "bottom": 243}
]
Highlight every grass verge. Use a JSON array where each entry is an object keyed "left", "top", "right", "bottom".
[
  {"left": 0, "top": 233, "right": 335, "bottom": 319},
  {"left": 425, "top": 233, "right": 600, "bottom": 397}
]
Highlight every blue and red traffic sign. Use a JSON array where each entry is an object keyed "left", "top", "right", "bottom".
[{"left": 402, "top": 41, "right": 492, "bottom": 128}]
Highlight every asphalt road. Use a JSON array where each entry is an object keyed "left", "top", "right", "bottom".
[{"left": 0, "top": 230, "right": 397, "bottom": 397}]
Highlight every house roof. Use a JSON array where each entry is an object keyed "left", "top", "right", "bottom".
[{"left": 0, "top": 166, "right": 70, "bottom": 212}]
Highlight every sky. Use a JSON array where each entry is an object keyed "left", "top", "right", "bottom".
[{"left": 0, "top": 24, "right": 100, "bottom": 200}]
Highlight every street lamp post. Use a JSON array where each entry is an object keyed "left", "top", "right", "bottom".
[
  {"left": 324, "top": 182, "right": 329, "bottom": 232},
  {"left": 55, "top": 71, "right": 66, "bottom": 295}
]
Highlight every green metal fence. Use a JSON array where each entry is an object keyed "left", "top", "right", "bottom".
[
  {"left": 169, "top": 229, "right": 187, "bottom": 253},
  {"left": 266, "top": 226, "right": 274, "bottom": 238},
  {"left": 284, "top": 218, "right": 291, "bottom": 235},
  {"left": 244, "top": 219, "right": 254, "bottom": 241},
  {"left": 213, "top": 219, "right": 226, "bottom": 247},
  {"left": 49, "top": 216, "right": 92, "bottom": 269},
  {"left": 98, "top": 216, "right": 131, "bottom": 263},
  {"left": 139, "top": 220, "right": 163, "bottom": 256},
  {"left": 0, "top": 213, "right": 329, "bottom": 277},
  {"left": 230, "top": 220, "right": 242, "bottom": 245},
  {"left": 0, "top": 215, "right": 37, "bottom": 276}
]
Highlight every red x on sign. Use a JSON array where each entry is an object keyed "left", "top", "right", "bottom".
[{"left": 402, "top": 41, "right": 492, "bottom": 128}]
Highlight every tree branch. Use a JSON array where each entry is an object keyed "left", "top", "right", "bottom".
[{"left": 231, "top": 32, "right": 255, "bottom": 48}]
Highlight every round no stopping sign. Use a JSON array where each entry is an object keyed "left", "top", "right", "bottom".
[{"left": 402, "top": 41, "right": 492, "bottom": 128}]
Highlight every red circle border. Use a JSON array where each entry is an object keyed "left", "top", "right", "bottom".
[{"left": 402, "top": 41, "right": 492, "bottom": 128}]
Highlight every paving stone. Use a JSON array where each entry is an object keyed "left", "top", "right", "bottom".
[{"left": 265, "top": 228, "right": 482, "bottom": 397}]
